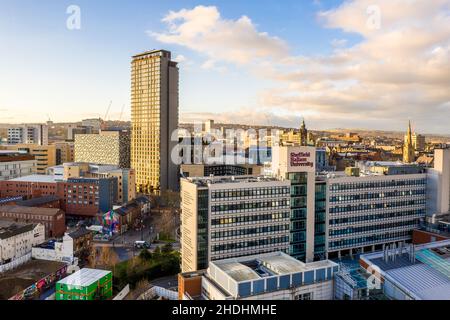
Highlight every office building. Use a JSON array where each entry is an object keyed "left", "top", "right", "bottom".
[
  {"left": 75, "top": 130, "right": 130, "bottom": 168},
  {"left": 131, "top": 49, "right": 179, "bottom": 194},
  {"left": 54, "top": 141, "right": 74, "bottom": 165},
  {"left": 360, "top": 239, "right": 450, "bottom": 300},
  {"left": 412, "top": 133, "right": 426, "bottom": 152},
  {"left": 0, "top": 144, "right": 56, "bottom": 174},
  {"left": 325, "top": 163, "right": 427, "bottom": 259},
  {"left": 180, "top": 175, "right": 291, "bottom": 272},
  {"left": 0, "top": 221, "right": 45, "bottom": 266},
  {"left": 0, "top": 151, "right": 36, "bottom": 181},
  {"left": 7, "top": 124, "right": 48, "bottom": 146},
  {"left": 81, "top": 118, "right": 102, "bottom": 132},
  {"left": 179, "top": 252, "right": 339, "bottom": 300},
  {"left": 48, "top": 162, "right": 135, "bottom": 205}
]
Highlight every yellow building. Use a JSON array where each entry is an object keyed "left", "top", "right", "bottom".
[
  {"left": 0, "top": 144, "right": 56, "bottom": 174},
  {"left": 54, "top": 141, "right": 74, "bottom": 164},
  {"left": 131, "top": 49, "right": 179, "bottom": 194}
]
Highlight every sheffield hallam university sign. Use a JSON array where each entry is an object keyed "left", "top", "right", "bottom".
[{"left": 290, "top": 151, "right": 314, "bottom": 168}]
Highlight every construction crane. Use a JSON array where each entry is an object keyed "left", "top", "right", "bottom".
[
  {"left": 104, "top": 100, "right": 112, "bottom": 121},
  {"left": 118, "top": 104, "right": 126, "bottom": 122}
]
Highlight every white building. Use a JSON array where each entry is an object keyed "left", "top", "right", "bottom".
[
  {"left": 32, "top": 233, "right": 75, "bottom": 264},
  {"left": 7, "top": 124, "right": 48, "bottom": 145},
  {"left": 0, "top": 151, "right": 37, "bottom": 181},
  {"left": 181, "top": 175, "right": 291, "bottom": 273},
  {"left": 0, "top": 221, "right": 45, "bottom": 266},
  {"left": 180, "top": 252, "right": 339, "bottom": 300},
  {"left": 427, "top": 148, "right": 450, "bottom": 217}
]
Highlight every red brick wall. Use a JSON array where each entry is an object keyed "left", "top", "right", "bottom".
[{"left": 412, "top": 229, "right": 449, "bottom": 244}]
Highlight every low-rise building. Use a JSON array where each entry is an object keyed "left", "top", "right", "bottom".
[
  {"left": 0, "top": 151, "right": 36, "bottom": 181},
  {"left": 0, "top": 205, "right": 65, "bottom": 238},
  {"left": 31, "top": 227, "right": 92, "bottom": 265},
  {"left": 56, "top": 268, "right": 113, "bottom": 300},
  {"left": 179, "top": 252, "right": 339, "bottom": 300},
  {"left": 0, "top": 221, "right": 45, "bottom": 266},
  {"left": 0, "top": 174, "right": 117, "bottom": 218}
]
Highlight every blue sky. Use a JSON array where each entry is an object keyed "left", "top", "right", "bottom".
[{"left": 0, "top": 0, "right": 449, "bottom": 134}]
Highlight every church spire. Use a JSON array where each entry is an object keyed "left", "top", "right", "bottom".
[
  {"left": 299, "top": 118, "right": 308, "bottom": 146},
  {"left": 403, "top": 120, "right": 415, "bottom": 163}
]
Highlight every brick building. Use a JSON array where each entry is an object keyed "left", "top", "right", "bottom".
[
  {"left": 0, "top": 205, "right": 65, "bottom": 238},
  {"left": 0, "top": 175, "right": 117, "bottom": 218}
]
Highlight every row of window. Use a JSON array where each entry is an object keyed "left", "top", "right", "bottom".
[
  {"left": 211, "top": 236, "right": 289, "bottom": 253},
  {"left": 211, "top": 224, "right": 289, "bottom": 239},
  {"left": 211, "top": 212, "right": 290, "bottom": 226},
  {"left": 329, "top": 189, "right": 426, "bottom": 203},
  {"left": 329, "top": 199, "right": 426, "bottom": 213},
  {"left": 329, "top": 209, "right": 425, "bottom": 225},
  {"left": 330, "top": 179, "right": 426, "bottom": 191},
  {"left": 211, "top": 187, "right": 290, "bottom": 200},
  {"left": 329, "top": 219, "right": 420, "bottom": 237},
  {"left": 211, "top": 200, "right": 289, "bottom": 213},
  {"left": 329, "top": 231, "right": 411, "bottom": 249}
]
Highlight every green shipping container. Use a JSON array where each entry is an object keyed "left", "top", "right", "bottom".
[{"left": 56, "top": 268, "right": 113, "bottom": 300}]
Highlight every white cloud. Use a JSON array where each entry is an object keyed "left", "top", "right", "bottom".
[
  {"left": 155, "top": 2, "right": 450, "bottom": 133},
  {"left": 150, "top": 5, "right": 289, "bottom": 66}
]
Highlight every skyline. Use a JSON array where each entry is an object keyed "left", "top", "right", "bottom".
[{"left": 0, "top": 0, "right": 449, "bottom": 134}]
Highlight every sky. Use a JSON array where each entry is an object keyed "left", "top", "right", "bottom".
[{"left": 0, "top": 0, "right": 449, "bottom": 134}]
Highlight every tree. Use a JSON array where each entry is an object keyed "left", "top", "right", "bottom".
[
  {"left": 139, "top": 249, "right": 152, "bottom": 261},
  {"left": 161, "top": 243, "right": 173, "bottom": 254}
]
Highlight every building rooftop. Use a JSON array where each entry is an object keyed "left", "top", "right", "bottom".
[
  {"left": 361, "top": 240, "right": 450, "bottom": 300},
  {"left": 57, "top": 268, "right": 111, "bottom": 287},
  {"left": 68, "top": 227, "right": 92, "bottom": 239},
  {"left": 9, "top": 174, "right": 57, "bottom": 183},
  {"left": 0, "top": 196, "right": 23, "bottom": 205},
  {"left": 0, "top": 205, "right": 62, "bottom": 216},
  {"left": 212, "top": 252, "right": 338, "bottom": 283},
  {"left": 184, "top": 175, "right": 285, "bottom": 187},
  {"left": 0, "top": 221, "right": 37, "bottom": 240},
  {"left": 16, "top": 195, "right": 60, "bottom": 207}
]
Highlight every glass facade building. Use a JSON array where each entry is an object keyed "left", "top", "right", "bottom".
[{"left": 326, "top": 173, "right": 427, "bottom": 258}]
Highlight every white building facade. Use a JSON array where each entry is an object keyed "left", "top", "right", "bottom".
[
  {"left": 326, "top": 172, "right": 427, "bottom": 259},
  {"left": 0, "top": 222, "right": 45, "bottom": 266},
  {"left": 181, "top": 176, "right": 291, "bottom": 273},
  {"left": 200, "top": 252, "right": 338, "bottom": 300}
]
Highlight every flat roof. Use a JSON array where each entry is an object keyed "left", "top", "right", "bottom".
[
  {"left": 0, "top": 205, "right": 62, "bottom": 216},
  {"left": 212, "top": 252, "right": 338, "bottom": 282},
  {"left": 361, "top": 240, "right": 450, "bottom": 300},
  {"left": 219, "top": 262, "right": 260, "bottom": 282},
  {"left": 57, "top": 268, "right": 111, "bottom": 287},
  {"left": 9, "top": 174, "right": 57, "bottom": 183},
  {"left": 184, "top": 175, "right": 285, "bottom": 187}
]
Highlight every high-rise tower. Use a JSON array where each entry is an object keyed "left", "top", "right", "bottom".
[
  {"left": 131, "top": 50, "right": 179, "bottom": 194},
  {"left": 403, "top": 120, "right": 415, "bottom": 163}
]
